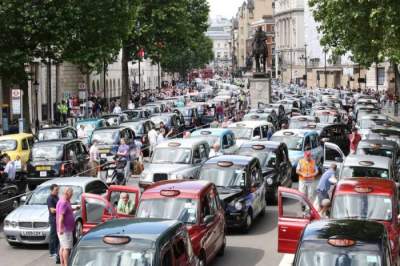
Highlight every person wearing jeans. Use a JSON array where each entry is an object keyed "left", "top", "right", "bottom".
[
  {"left": 47, "top": 184, "right": 60, "bottom": 263},
  {"left": 296, "top": 151, "right": 319, "bottom": 202}
]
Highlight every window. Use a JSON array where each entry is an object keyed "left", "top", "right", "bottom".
[
  {"left": 253, "top": 127, "right": 261, "bottom": 137},
  {"left": 207, "top": 189, "right": 219, "bottom": 215},
  {"left": 310, "top": 134, "right": 318, "bottom": 149},
  {"left": 282, "top": 192, "right": 310, "bottom": 219},
  {"left": 22, "top": 139, "right": 29, "bottom": 150},
  {"left": 199, "top": 144, "right": 207, "bottom": 159},
  {"left": 86, "top": 181, "right": 108, "bottom": 195},
  {"left": 261, "top": 125, "right": 269, "bottom": 138},
  {"left": 378, "top": 67, "right": 385, "bottom": 85},
  {"left": 304, "top": 136, "right": 311, "bottom": 151}
]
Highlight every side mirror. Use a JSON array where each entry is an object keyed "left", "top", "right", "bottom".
[
  {"left": 334, "top": 157, "right": 343, "bottom": 163},
  {"left": 321, "top": 138, "right": 330, "bottom": 142},
  {"left": 203, "top": 214, "right": 215, "bottom": 225},
  {"left": 20, "top": 195, "right": 27, "bottom": 204},
  {"left": 143, "top": 157, "right": 150, "bottom": 163}
]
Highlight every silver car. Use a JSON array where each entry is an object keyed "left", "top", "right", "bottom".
[
  {"left": 139, "top": 138, "right": 209, "bottom": 188},
  {"left": 3, "top": 177, "right": 108, "bottom": 246}
]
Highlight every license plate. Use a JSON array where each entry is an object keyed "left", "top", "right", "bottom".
[
  {"left": 40, "top": 171, "right": 47, "bottom": 177},
  {"left": 36, "top": 166, "right": 51, "bottom": 171},
  {"left": 99, "top": 149, "right": 110, "bottom": 154},
  {"left": 100, "top": 154, "right": 107, "bottom": 158},
  {"left": 21, "top": 231, "right": 44, "bottom": 237}
]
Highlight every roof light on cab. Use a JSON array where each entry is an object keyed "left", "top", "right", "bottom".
[
  {"left": 103, "top": 235, "right": 131, "bottom": 245},
  {"left": 160, "top": 190, "right": 180, "bottom": 197},
  {"left": 327, "top": 238, "right": 356, "bottom": 247}
]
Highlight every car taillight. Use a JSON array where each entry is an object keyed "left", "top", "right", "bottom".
[{"left": 60, "top": 164, "right": 65, "bottom": 176}]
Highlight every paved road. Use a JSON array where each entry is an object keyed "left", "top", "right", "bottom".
[{"left": 0, "top": 177, "right": 286, "bottom": 266}]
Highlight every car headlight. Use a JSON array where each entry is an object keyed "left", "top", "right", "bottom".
[
  {"left": 234, "top": 201, "right": 243, "bottom": 211},
  {"left": 4, "top": 220, "right": 17, "bottom": 228},
  {"left": 266, "top": 177, "right": 273, "bottom": 185},
  {"left": 4, "top": 220, "right": 10, "bottom": 227}
]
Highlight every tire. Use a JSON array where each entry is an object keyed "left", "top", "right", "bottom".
[
  {"left": 217, "top": 233, "right": 226, "bottom": 256},
  {"left": 74, "top": 220, "right": 83, "bottom": 243},
  {"left": 198, "top": 251, "right": 207, "bottom": 266},
  {"left": 242, "top": 210, "right": 253, "bottom": 233},
  {"left": 28, "top": 184, "right": 36, "bottom": 191}
]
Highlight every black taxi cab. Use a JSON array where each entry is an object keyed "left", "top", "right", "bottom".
[
  {"left": 69, "top": 218, "right": 198, "bottom": 266},
  {"left": 235, "top": 141, "right": 292, "bottom": 205},
  {"left": 291, "top": 219, "right": 393, "bottom": 266},
  {"left": 199, "top": 155, "right": 266, "bottom": 232}
]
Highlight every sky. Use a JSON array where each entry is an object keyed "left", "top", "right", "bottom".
[{"left": 208, "top": 0, "right": 244, "bottom": 19}]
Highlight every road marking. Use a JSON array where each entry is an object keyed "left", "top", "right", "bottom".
[{"left": 279, "top": 254, "right": 294, "bottom": 266}]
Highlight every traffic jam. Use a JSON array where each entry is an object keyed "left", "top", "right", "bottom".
[{"left": 0, "top": 79, "right": 398, "bottom": 266}]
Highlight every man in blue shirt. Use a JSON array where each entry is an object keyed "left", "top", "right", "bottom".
[{"left": 316, "top": 164, "right": 337, "bottom": 208}]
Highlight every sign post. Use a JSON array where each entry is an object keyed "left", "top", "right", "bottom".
[
  {"left": 11, "top": 89, "right": 24, "bottom": 132},
  {"left": 79, "top": 82, "right": 88, "bottom": 118}
]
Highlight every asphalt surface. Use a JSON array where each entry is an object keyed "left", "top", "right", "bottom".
[{"left": 0, "top": 177, "right": 285, "bottom": 266}]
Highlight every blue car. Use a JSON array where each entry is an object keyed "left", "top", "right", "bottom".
[
  {"left": 199, "top": 155, "right": 266, "bottom": 232},
  {"left": 191, "top": 128, "right": 238, "bottom": 154},
  {"left": 270, "top": 129, "right": 323, "bottom": 179}
]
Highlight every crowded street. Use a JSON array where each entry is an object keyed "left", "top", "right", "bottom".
[{"left": 1, "top": 0, "right": 400, "bottom": 266}]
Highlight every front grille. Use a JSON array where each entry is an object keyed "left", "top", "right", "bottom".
[
  {"left": 18, "top": 222, "right": 33, "bottom": 228},
  {"left": 33, "top": 222, "right": 49, "bottom": 228},
  {"left": 20, "top": 235, "right": 46, "bottom": 241},
  {"left": 154, "top": 173, "right": 168, "bottom": 182}
]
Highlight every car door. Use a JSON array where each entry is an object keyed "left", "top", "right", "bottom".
[
  {"left": 20, "top": 138, "right": 30, "bottom": 167},
  {"left": 277, "top": 187, "right": 320, "bottom": 254},
  {"left": 81, "top": 193, "right": 115, "bottom": 234},
  {"left": 310, "top": 134, "right": 322, "bottom": 164},
  {"left": 323, "top": 142, "right": 345, "bottom": 174},
  {"left": 105, "top": 185, "right": 140, "bottom": 219},
  {"left": 250, "top": 163, "right": 265, "bottom": 215},
  {"left": 281, "top": 146, "right": 292, "bottom": 186},
  {"left": 76, "top": 142, "right": 89, "bottom": 171}
]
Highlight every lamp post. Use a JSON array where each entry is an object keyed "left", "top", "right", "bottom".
[
  {"left": 324, "top": 48, "right": 328, "bottom": 88},
  {"left": 299, "top": 44, "right": 308, "bottom": 87},
  {"left": 33, "top": 80, "right": 40, "bottom": 134}
]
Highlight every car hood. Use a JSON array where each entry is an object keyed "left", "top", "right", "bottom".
[
  {"left": 217, "top": 188, "right": 243, "bottom": 203},
  {"left": 6, "top": 205, "right": 48, "bottom": 222},
  {"left": 144, "top": 163, "right": 191, "bottom": 174}
]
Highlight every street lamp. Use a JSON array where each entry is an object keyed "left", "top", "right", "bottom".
[
  {"left": 33, "top": 80, "right": 40, "bottom": 134},
  {"left": 323, "top": 48, "right": 328, "bottom": 88},
  {"left": 299, "top": 44, "right": 308, "bottom": 87}
]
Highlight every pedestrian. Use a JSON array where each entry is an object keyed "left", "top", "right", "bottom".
[
  {"left": 89, "top": 139, "right": 100, "bottom": 177},
  {"left": 216, "top": 103, "right": 224, "bottom": 122},
  {"left": 47, "top": 184, "right": 60, "bottom": 263},
  {"left": 77, "top": 125, "right": 87, "bottom": 139},
  {"left": 117, "top": 192, "right": 135, "bottom": 215},
  {"left": 296, "top": 151, "right": 319, "bottom": 202},
  {"left": 117, "top": 138, "right": 131, "bottom": 180},
  {"left": 113, "top": 103, "right": 122, "bottom": 114},
  {"left": 2, "top": 154, "right": 16, "bottom": 183},
  {"left": 128, "top": 99, "right": 135, "bottom": 110},
  {"left": 221, "top": 117, "right": 230, "bottom": 128},
  {"left": 159, "top": 121, "right": 173, "bottom": 138},
  {"left": 315, "top": 164, "right": 337, "bottom": 210},
  {"left": 157, "top": 128, "right": 166, "bottom": 144},
  {"left": 209, "top": 142, "right": 222, "bottom": 157},
  {"left": 148, "top": 126, "right": 158, "bottom": 155},
  {"left": 59, "top": 101, "right": 68, "bottom": 124},
  {"left": 349, "top": 127, "right": 361, "bottom": 154},
  {"left": 56, "top": 187, "right": 79, "bottom": 266}
]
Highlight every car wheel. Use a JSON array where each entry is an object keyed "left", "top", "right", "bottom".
[
  {"left": 199, "top": 251, "right": 207, "bottom": 266},
  {"left": 243, "top": 210, "right": 253, "bottom": 233},
  {"left": 74, "top": 220, "right": 83, "bottom": 243},
  {"left": 28, "top": 184, "right": 36, "bottom": 191},
  {"left": 217, "top": 233, "right": 226, "bottom": 256}
]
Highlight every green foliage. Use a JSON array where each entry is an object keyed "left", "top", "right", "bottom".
[{"left": 309, "top": 0, "right": 400, "bottom": 66}]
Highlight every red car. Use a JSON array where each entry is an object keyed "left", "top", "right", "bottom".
[
  {"left": 136, "top": 180, "right": 226, "bottom": 265},
  {"left": 80, "top": 185, "right": 140, "bottom": 234},
  {"left": 277, "top": 178, "right": 399, "bottom": 264}
]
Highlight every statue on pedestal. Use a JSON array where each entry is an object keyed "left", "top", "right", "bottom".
[{"left": 252, "top": 26, "right": 268, "bottom": 74}]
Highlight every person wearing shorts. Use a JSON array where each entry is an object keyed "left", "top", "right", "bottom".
[{"left": 56, "top": 187, "right": 79, "bottom": 266}]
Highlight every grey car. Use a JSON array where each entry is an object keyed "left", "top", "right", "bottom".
[
  {"left": 139, "top": 138, "right": 210, "bottom": 188},
  {"left": 3, "top": 177, "right": 108, "bottom": 246}
]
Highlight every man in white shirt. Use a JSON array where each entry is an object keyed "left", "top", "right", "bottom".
[
  {"left": 3, "top": 155, "right": 16, "bottom": 182},
  {"left": 77, "top": 125, "right": 87, "bottom": 139},
  {"left": 147, "top": 127, "right": 158, "bottom": 155},
  {"left": 127, "top": 100, "right": 135, "bottom": 110},
  {"left": 89, "top": 140, "right": 100, "bottom": 177},
  {"left": 113, "top": 104, "right": 122, "bottom": 114}
]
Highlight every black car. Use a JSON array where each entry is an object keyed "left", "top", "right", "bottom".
[
  {"left": 235, "top": 141, "right": 292, "bottom": 204},
  {"left": 291, "top": 220, "right": 393, "bottom": 266},
  {"left": 316, "top": 123, "right": 351, "bottom": 155},
  {"left": 174, "top": 107, "right": 200, "bottom": 129},
  {"left": 37, "top": 126, "right": 77, "bottom": 141},
  {"left": 69, "top": 218, "right": 198, "bottom": 266},
  {"left": 199, "top": 155, "right": 266, "bottom": 232},
  {"left": 0, "top": 182, "right": 18, "bottom": 218},
  {"left": 90, "top": 126, "right": 136, "bottom": 162},
  {"left": 27, "top": 139, "right": 89, "bottom": 190},
  {"left": 121, "top": 119, "right": 155, "bottom": 157}
]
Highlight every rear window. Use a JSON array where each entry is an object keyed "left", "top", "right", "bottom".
[{"left": 0, "top": 140, "right": 17, "bottom": 151}]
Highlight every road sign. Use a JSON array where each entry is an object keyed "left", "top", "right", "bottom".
[
  {"left": 79, "top": 82, "right": 86, "bottom": 90},
  {"left": 11, "top": 89, "right": 22, "bottom": 115},
  {"left": 11, "top": 89, "right": 21, "bottom": 98}
]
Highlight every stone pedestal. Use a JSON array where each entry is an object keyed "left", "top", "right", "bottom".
[{"left": 249, "top": 77, "right": 271, "bottom": 109}]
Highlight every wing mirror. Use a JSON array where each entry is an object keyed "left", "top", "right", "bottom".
[
  {"left": 203, "top": 214, "right": 215, "bottom": 225},
  {"left": 20, "top": 195, "right": 27, "bottom": 204},
  {"left": 321, "top": 138, "right": 330, "bottom": 142}
]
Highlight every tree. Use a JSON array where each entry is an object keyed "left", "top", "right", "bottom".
[{"left": 309, "top": 0, "right": 400, "bottom": 112}]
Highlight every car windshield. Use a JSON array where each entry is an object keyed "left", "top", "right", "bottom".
[
  {"left": 124, "top": 123, "right": 143, "bottom": 135},
  {"left": 125, "top": 111, "right": 140, "bottom": 119},
  {"left": 191, "top": 135, "right": 219, "bottom": 147},
  {"left": 297, "top": 249, "right": 382, "bottom": 266},
  {"left": 32, "top": 144, "right": 63, "bottom": 160},
  {"left": 358, "top": 119, "right": 385, "bottom": 129},
  {"left": 341, "top": 166, "right": 389, "bottom": 179},
  {"left": 28, "top": 185, "right": 82, "bottom": 205},
  {"left": 289, "top": 120, "right": 311, "bottom": 129},
  {"left": 229, "top": 127, "right": 252, "bottom": 139},
  {"left": 332, "top": 194, "right": 392, "bottom": 221},
  {"left": 91, "top": 131, "right": 118, "bottom": 145},
  {"left": 152, "top": 148, "right": 192, "bottom": 164},
  {"left": 358, "top": 148, "right": 393, "bottom": 159},
  {"left": 137, "top": 198, "right": 198, "bottom": 224},
  {"left": 270, "top": 135, "right": 304, "bottom": 151},
  {"left": 71, "top": 244, "right": 154, "bottom": 266},
  {"left": 77, "top": 123, "right": 96, "bottom": 134},
  {"left": 38, "top": 129, "right": 61, "bottom": 140},
  {"left": 151, "top": 116, "right": 170, "bottom": 126},
  {"left": 236, "top": 147, "right": 274, "bottom": 166},
  {"left": 200, "top": 166, "right": 244, "bottom": 187},
  {"left": 0, "top": 140, "right": 17, "bottom": 151}
]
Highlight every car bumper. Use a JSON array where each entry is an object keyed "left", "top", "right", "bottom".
[
  {"left": 4, "top": 227, "right": 50, "bottom": 244},
  {"left": 225, "top": 211, "right": 247, "bottom": 228},
  {"left": 26, "top": 177, "right": 53, "bottom": 185}
]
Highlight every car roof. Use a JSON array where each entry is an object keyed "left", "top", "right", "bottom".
[
  {"left": 81, "top": 218, "right": 182, "bottom": 243},
  {"left": 205, "top": 155, "right": 254, "bottom": 166},
  {"left": 93, "top": 126, "right": 124, "bottom": 132},
  {"left": 39, "top": 126, "right": 72, "bottom": 130},
  {"left": 34, "top": 139, "right": 78, "bottom": 145},
  {"left": 334, "top": 178, "right": 395, "bottom": 196},
  {"left": 76, "top": 118, "right": 104, "bottom": 123},
  {"left": 38, "top": 176, "right": 100, "bottom": 188},
  {"left": 343, "top": 154, "right": 391, "bottom": 169},
  {"left": 358, "top": 114, "right": 388, "bottom": 120},
  {"left": 358, "top": 139, "right": 398, "bottom": 149},
  {"left": 239, "top": 140, "right": 281, "bottom": 150},
  {"left": 0, "top": 133, "right": 33, "bottom": 140},
  {"left": 272, "top": 129, "right": 317, "bottom": 137},
  {"left": 290, "top": 115, "right": 316, "bottom": 121},
  {"left": 303, "top": 219, "right": 385, "bottom": 243},
  {"left": 191, "top": 128, "right": 233, "bottom": 137},
  {"left": 156, "top": 138, "right": 208, "bottom": 149},
  {"left": 144, "top": 180, "right": 211, "bottom": 198},
  {"left": 230, "top": 120, "right": 273, "bottom": 128}
]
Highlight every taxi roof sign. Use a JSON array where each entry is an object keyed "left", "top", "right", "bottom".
[
  {"left": 354, "top": 186, "right": 373, "bottom": 193},
  {"left": 252, "top": 144, "right": 266, "bottom": 150},
  {"left": 358, "top": 161, "right": 374, "bottom": 166},
  {"left": 160, "top": 190, "right": 180, "bottom": 197},
  {"left": 283, "top": 131, "right": 295, "bottom": 136},
  {"left": 103, "top": 235, "right": 131, "bottom": 245},
  {"left": 217, "top": 161, "right": 234, "bottom": 167},
  {"left": 200, "top": 131, "right": 212, "bottom": 135},
  {"left": 327, "top": 238, "right": 356, "bottom": 247},
  {"left": 168, "top": 142, "right": 181, "bottom": 147}
]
